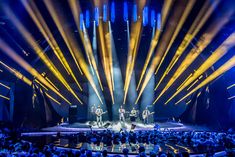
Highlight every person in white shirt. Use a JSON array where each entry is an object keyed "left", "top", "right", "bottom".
[
  {"left": 119, "top": 105, "right": 126, "bottom": 122},
  {"left": 142, "top": 107, "right": 151, "bottom": 124},
  {"left": 95, "top": 105, "right": 103, "bottom": 127}
]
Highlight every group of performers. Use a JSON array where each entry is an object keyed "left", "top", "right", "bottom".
[{"left": 91, "top": 105, "right": 154, "bottom": 127}]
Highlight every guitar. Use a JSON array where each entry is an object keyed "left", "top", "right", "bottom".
[
  {"left": 96, "top": 111, "right": 107, "bottom": 117},
  {"left": 142, "top": 112, "right": 154, "bottom": 120},
  {"left": 130, "top": 110, "right": 138, "bottom": 117}
]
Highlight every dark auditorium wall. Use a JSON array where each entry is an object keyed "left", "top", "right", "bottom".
[{"left": 181, "top": 72, "right": 235, "bottom": 129}]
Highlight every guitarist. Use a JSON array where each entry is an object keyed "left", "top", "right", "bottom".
[
  {"left": 95, "top": 105, "right": 104, "bottom": 127},
  {"left": 142, "top": 107, "right": 153, "bottom": 124},
  {"left": 119, "top": 105, "right": 126, "bottom": 122}
]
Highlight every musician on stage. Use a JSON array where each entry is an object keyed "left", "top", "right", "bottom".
[
  {"left": 130, "top": 107, "right": 138, "bottom": 122},
  {"left": 95, "top": 105, "right": 103, "bottom": 127},
  {"left": 142, "top": 107, "right": 151, "bottom": 124},
  {"left": 119, "top": 105, "right": 126, "bottom": 122}
]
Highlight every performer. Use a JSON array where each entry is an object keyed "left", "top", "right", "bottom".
[
  {"left": 91, "top": 104, "right": 96, "bottom": 121},
  {"left": 142, "top": 107, "right": 152, "bottom": 124},
  {"left": 95, "top": 105, "right": 103, "bottom": 127},
  {"left": 119, "top": 105, "right": 126, "bottom": 122},
  {"left": 130, "top": 107, "right": 138, "bottom": 122}
]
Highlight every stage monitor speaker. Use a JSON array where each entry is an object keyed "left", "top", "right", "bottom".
[{"left": 69, "top": 105, "right": 77, "bottom": 124}]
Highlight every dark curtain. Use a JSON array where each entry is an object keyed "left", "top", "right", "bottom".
[
  {"left": 0, "top": 91, "right": 10, "bottom": 121},
  {"left": 23, "top": 81, "right": 61, "bottom": 128},
  {"left": 180, "top": 85, "right": 211, "bottom": 124}
]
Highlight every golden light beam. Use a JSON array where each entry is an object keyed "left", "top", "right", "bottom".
[
  {"left": 4, "top": 7, "right": 83, "bottom": 104},
  {"left": 0, "top": 46, "right": 71, "bottom": 104},
  {"left": 154, "top": 0, "right": 219, "bottom": 90},
  {"left": 0, "top": 61, "right": 63, "bottom": 106},
  {"left": 185, "top": 100, "right": 191, "bottom": 105},
  {"left": 97, "top": 19, "right": 114, "bottom": 104},
  {"left": 68, "top": 0, "right": 104, "bottom": 91},
  {"left": 186, "top": 79, "right": 199, "bottom": 91},
  {"left": 135, "top": 0, "right": 189, "bottom": 104},
  {"left": 164, "top": 33, "right": 235, "bottom": 104},
  {"left": 123, "top": 0, "right": 146, "bottom": 104},
  {"left": 21, "top": 0, "right": 83, "bottom": 91},
  {"left": 176, "top": 73, "right": 192, "bottom": 91},
  {"left": 175, "top": 55, "right": 235, "bottom": 105},
  {"left": 42, "top": 0, "right": 83, "bottom": 75},
  {"left": 154, "top": 0, "right": 220, "bottom": 90},
  {"left": 165, "top": 0, "right": 220, "bottom": 75},
  {"left": 0, "top": 82, "right": 11, "bottom": 90},
  {"left": 124, "top": 19, "right": 143, "bottom": 104},
  {"left": 45, "top": 93, "right": 61, "bottom": 105},
  {"left": 0, "top": 61, "right": 32, "bottom": 86},
  {"left": 227, "top": 84, "right": 235, "bottom": 89},
  {"left": 43, "top": 0, "right": 103, "bottom": 104},
  {"left": 108, "top": 21, "right": 114, "bottom": 91},
  {"left": 153, "top": 8, "right": 234, "bottom": 104},
  {"left": 0, "top": 94, "right": 10, "bottom": 101},
  {"left": 136, "top": 0, "right": 174, "bottom": 90},
  {"left": 45, "top": 77, "right": 59, "bottom": 91},
  {"left": 154, "top": 0, "right": 196, "bottom": 76}
]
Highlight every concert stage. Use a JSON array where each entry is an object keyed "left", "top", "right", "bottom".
[{"left": 38, "top": 121, "right": 210, "bottom": 133}]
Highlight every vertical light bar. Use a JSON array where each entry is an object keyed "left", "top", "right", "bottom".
[
  {"left": 143, "top": 6, "right": 148, "bottom": 26},
  {"left": 151, "top": 10, "right": 156, "bottom": 28},
  {"left": 103, "top": 4, "right": 107, "bottom": 22},
  {"left": 111, "top": 1, "right": 115, "bottom": 23},
  {"left": 133, "top": 4, "right": 137, "bottom": 22},
  {"left": 123, "top": 1, "right": 128, "bottom": 22},
  {"left": 80, "top": 13, "right": 84, "bottom": 30},
  {"left": 157, "top": 13, "right": 161, "bottom": 30},
  {"left": 85, "top": 10, "right": 90, "bottom": 28},
  {"left": 95, "top": 7, "right": 99, "bottom": 26}
]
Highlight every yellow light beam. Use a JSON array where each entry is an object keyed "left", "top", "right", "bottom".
[
  {"left": 68, "top": 0, "right": 103, "bottom": 91},
  {"left": 153, "top": 8, "right": 234, "bottom": 104},
  {"left": 97, "top": 18, "right": 114, "bottom": 104},
  {"left": 175, "top": 55, "right": 235, "bottom": 105},
  {"left": 45, "top": 77, "right": 59, "bottom": 91},
  {"left": 43, "top": 0, "right": 103, "bottom": 104},
  {"left": 0, "top": 61, "right": 32, "bottom": 86},
  {"left": 154, "top": 0, "right": 220, "bottom": 90},
  {"left": 0, "top": 39, "right": 71, "bottom": 105},
  {"left": 0, "top": 82, "right": 11, "bottom": 90},
  {"left": 227, "top": 84, "right": 235, "bottom": 89},
  {"left": 164, "top": 0, "right": 220, "bottom": 75},
  {"left": 186, "top": 79, "right": 198, "bottom": 91},
  {"left": 4, "top": 7, "right": 83, "bottom": 104},
  {"left": 43, "top": 0, "right": 83, "bottom": 76},
  {"left": 176, "top": 73, "right": 192, "bottom": 91},
  {"left": 21, "top": 0, "right": 83, "bottom": 91},
  {"left": 35, "top": 79, "right": 48, "bottom": 91},
  {"left": 45, "top": 93, "right": 61, "bottom": 105},
  {"left": 136, "top": 0, "right": 174, "bottom": 90},
  {"left": 124, "top": 20, "right": 143, "bottom": 104},
  {"left": 0, "top": 94, "right": 10, "bottom": 101},
  {"left": 164, "top": 32, "right": 235, "bottom": 104},
  {"left": 185, "top": 100, "right": 191, "bottom": 105},
  {"left": 154, "top": 0, "right": 196, "bottom": 76},
  {"left": 135, "top": 0, "right": 189, "bottom": 104},
  {"left": 123, "top": 0, "right": 146, "bottom": 104}
]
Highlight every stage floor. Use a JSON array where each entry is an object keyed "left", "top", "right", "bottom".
[{"left": 38, "top": 121, "right": 210, "bottom": 133}]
